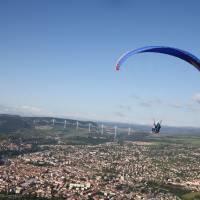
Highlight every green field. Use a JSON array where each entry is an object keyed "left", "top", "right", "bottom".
[
  {"left": 149, "top": 135, "right": 200, "bottom": 147},
  {"left": 182, "top": 192, "right": 200, "bottom": 200}
]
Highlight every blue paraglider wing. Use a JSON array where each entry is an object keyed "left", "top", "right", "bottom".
[{"left": 116, "top": 46, "right": 200, "bottom": 72}]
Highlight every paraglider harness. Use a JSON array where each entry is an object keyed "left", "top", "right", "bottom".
[{"left": 152, "top": 120, "right": 162, "bottom": 134}]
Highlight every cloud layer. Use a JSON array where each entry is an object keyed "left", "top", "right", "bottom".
[
  {"left": 193, "top": 93, "right": 200, "bottom": 104},
  {"left": 0, "top": 105, "right": 44, "bottom": 116}
]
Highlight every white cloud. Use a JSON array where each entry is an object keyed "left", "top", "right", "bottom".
[
  {"left": 0, "top": 105, "right": 44, "bottom": 116},
  {"left": 130, "top": 94, "right": 163, "bottom": 108},
  {"left": 115, "top": 111, "right": 126, "bottom": 118},
  {"left": 139, "top": 102, "right": 152, "bottom": 107},
  {"left": 168, "top": 102, "right": 183, "bottom": 109},
  {"left": 118, "top": 105, "right": 132, "bottom": 111},
  {"left": 20, "top": 105, "right": 42, "bottom": 113},
  {"left": 193, "top": 93, "right": 200, "bottom": 104}
]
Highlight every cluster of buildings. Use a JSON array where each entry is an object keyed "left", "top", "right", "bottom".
[
  {"left": 0, "top": 141, "right": 200, "bottom": 199},
  {"left": 0, "top": 141, "right": 32, "bottom": 152}
]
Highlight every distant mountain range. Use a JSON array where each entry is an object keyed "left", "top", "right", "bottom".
[
  {"left": 99, "top": 121, "right": 200, "bottom": 136},
  {"left": 0, "top": 114, "right": 200, "bottom": 136},
  {"left": 0, "top": 114, "right": 32, "bottom": 133},
  {"left": 0, "top": 114, "right": 96, "bottom": 134}
]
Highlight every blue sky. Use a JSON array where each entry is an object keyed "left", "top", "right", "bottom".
[{"left": 0, "top": 0, "right": 200, "bottom": 126}]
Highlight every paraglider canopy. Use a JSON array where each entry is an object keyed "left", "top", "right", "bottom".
[{"left": 116, "top": 46, "right": 200, "bottom": 72}]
